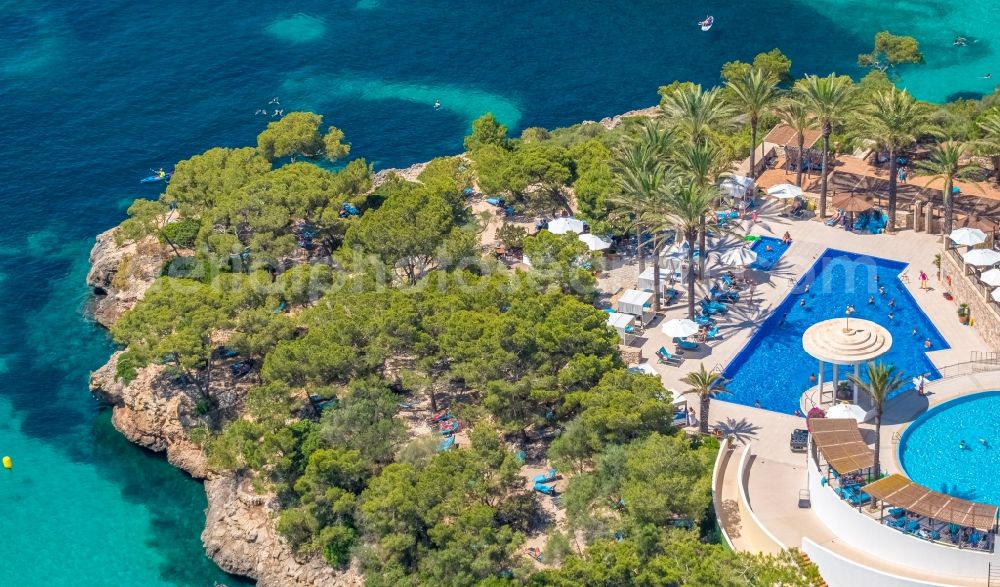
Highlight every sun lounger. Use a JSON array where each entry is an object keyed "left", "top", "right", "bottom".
[
  {"left": 656, "top": 346, "right": 683, "bottom": 365},
  {"left": 694, "top": 313, "right": 714, "bottom": 326},
  {"left": 534, "top": 481, "right": 557, "bottom": 496},
  {"left": 888, "top": 507, "right": 906, "bottom": 519},
  {"left": 438, "top": 436, "right": 455, "bottom": 451},
  {"left": 674, "top": 337, "right": 699, "bottom": 351},
  {"left": 705, "top": 326, "right": 720, "bottom": 340},
  {"left": 533, "top": 468, "right": 557, "bottom": 484}
]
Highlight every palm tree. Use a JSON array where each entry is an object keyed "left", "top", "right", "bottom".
[
  {"left": 974, "top": 110, "right": 1000, "bottom": 187},
  {"left": 664, "top": 182, "right": 717, "bottom": 319},
  {"left": 851, "top": 87, "right": 937, "bottom": 231},
  {"left": 681, "top": 363, "right": 729, "bottom": 435},
  {"left": 775, "top": 100, "right": 818, "bottom": 188},
  {"left": 917, "top": 141, "right": 981, "bottom": 236},
  {"left": 847, "top": 362, "right": 906, "bottom": 478},
  {"left": 794, "top": 74, "right": 856, "bottom": 219},
  {"left": 673, "top": 141, "right": 729, "bottom": 278},
  {"left": 727, "top": 68, "right": 781, "bottom": 179},
  {"left": 611, "top": 140, "right": 664, "bottom": 273},
  {"left": 661, "top": 84, "right": 735, "bottom": 146}
]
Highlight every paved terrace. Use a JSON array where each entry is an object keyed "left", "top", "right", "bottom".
[{"left": 601, "top": 200, "right": 994, "bottom": 586}]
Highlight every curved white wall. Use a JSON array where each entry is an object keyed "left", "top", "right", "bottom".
[
  {"left": 802, "top": 538, "right": 952, "bottom": 587},
  {"left": 711, "top": 437, "right": 735, "bottom": 550},
  {"left": 808, "top": 460, "right": 998, "bottom": 579}
]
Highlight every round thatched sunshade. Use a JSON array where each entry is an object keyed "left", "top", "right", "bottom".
[
  {"left": 832, "top": 194, "right": 874, "bottom": 213},
  {"left": 802, "top": 318, "right": 893, "bottom": 365}
]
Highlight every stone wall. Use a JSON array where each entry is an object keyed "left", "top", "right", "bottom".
[{"left": 941, "top": 249, "right": 1000, "bottom": 352}]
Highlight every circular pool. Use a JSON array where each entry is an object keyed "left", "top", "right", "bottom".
[{"left": 898, "top": 391, "right": 1000, "bottom": 507}]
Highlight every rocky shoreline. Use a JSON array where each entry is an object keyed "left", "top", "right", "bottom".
[
  {"left": 85, "top": 105, "right": 658, "bottom": 586},
  {"left": 86, "top": 228, "right": 359, "bottom": 587}
]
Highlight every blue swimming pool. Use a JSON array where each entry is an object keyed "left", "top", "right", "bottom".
[
  {"left": 899, "top": 392, "right": 1000, "bottom": 507},
  {"left": 723, "top": 249, "right": 949, "bottom": 414},
  {"left": 749, "top": 236, "right": 790, "bottom": 271}
]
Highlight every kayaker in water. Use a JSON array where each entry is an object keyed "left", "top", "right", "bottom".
[{"left": 157, "top": 168, "right": 165, "bottom": 178}]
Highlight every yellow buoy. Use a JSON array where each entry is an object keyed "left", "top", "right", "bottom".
[{"left": 2, "top": 456, "right": 11, "bottom": 469}]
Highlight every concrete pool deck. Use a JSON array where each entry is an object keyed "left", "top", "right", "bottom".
[{"left": 616, "top": 202, "right": 996, "bottom": 585}]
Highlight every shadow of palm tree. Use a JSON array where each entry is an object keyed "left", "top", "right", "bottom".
[{"left": 714, "top": 417, "right": 761, "bottom": 445}]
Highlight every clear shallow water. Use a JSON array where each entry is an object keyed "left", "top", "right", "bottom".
[
  {"left": 724, "top": 250, "right": 948, "bottom": 414},
  {"left": 0, "top": 0, "right": 995, "bottom": 584},
  {"left": 749, "top": 236, "right": 790, "bottom": 271},
  {"left": 900, "top": 392, "right": 1000, "bottom": 506}
]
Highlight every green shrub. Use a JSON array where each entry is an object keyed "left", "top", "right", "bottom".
[{"left": 159, "top": 218, "right": 201, "bottom": 249}]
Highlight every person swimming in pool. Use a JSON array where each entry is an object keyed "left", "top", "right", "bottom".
[
  {"left": 960, "top": 440, "right": 968, "bottom": 450},
  {"left": 868, "top": 295, "right": 875, "bottom": 304},
  {"left": 924, "top": 338, "right": 932, "bottom": 349},
  {"left": 981, "top": 438, "right": 989, "bottom": 447}
]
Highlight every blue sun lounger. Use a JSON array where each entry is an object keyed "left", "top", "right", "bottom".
[
  {"left": 533, "top": 468, "right": 557, "bottom": 484},
  {"left": 534, "top": 481, "right": 557, "bottom": 496},
  {"left": 656, "top": 346, "right": 683, "bottom": 365},
  {"left": 673, "top": 337, "right": 699, "bottom": 351}
]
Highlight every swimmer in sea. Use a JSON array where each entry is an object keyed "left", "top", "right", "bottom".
[{"left": 434, "top": 100, "right": 441, "bottom": 110}]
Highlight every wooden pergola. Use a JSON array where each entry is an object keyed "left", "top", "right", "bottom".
[{"left": 863, "top": 474, "right": 999, "bottom": 533}]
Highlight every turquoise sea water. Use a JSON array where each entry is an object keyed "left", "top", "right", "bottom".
[{"left": 0, "top": 1, "right": 997, "bottom": 584}]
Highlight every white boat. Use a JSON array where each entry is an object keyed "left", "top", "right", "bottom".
[{"left": 699, "top": 15, "right": 714, "bottom": 31}]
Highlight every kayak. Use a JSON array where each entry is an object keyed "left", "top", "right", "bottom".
[
  {"left": 700, "top": 16, "right": 714, "bottom": 31},
  {"left": 141, "top": 172, "right": 172, "bottom": 184}
]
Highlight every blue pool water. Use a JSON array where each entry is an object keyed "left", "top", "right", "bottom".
[
  {"left": 723, "top": 249, "right": 948, "bottom": 414},
  {"left": 2, "top": 0, "right": 998, "bottom": 583},
  {"left": 899, "top": 392, "right": 1000, "bottom": 506},
  {"left": 749, "top": 236, "right": 790, "bottom": 271}
]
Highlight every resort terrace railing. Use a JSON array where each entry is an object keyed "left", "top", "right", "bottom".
[{"left": 932, "top": 353, "right": 1000, "bottom": 380}]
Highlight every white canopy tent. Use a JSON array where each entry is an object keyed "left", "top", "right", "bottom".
[
  {"left": 720, "top": 175, "right": 754, "bottom": 200},
  {"left": 617, "top": 289, "right": 654, "bottom": 324},
  {"left": 638, "top": 266, "right": 681, "bottom": 292},
  {"left": 767, "top": 183, "right": 803, "bottom": 199},
  {"left": 578, "top": 233, "right": 613, "bottom": 251},
  {"left": 547, "top": 217, "right": 585, "bottom": 235},
  {"left": 606, "top": 312, "right": 637, "bottom": 344}
]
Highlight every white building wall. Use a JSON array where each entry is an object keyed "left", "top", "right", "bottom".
[{"left": 807, "top": 460, "right": 998, "bottom": 580}]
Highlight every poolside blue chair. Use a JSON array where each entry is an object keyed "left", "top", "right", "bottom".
[
  {"left": 533, "top": 468, "right": 557, "bottom": 484},
  {"left": 971, "top": 532, "right": 983, "bottom": 548},
  {"left": 674, "top": 337, "right": 699, "bottom": 351},
  {"left": 694, "top": 313, "right": 714, "bottom": 326},
  {"left": 888, "top": 517, "right": 906, "bottom": 529},
  {"left": 705, "top": 301, "right": 728, "bottom": 314},
  {"left": 705, "top": 326, "right": 720, "bottom": 340},
  {"left": 656, "top": 346, "right": 683, "bottom": 365},
  {"left": 534, "top": 481, "right": 557, "bottom": 496},
  {"left": 905, "top": 519, "right": 921, "bottom": 534},
  {"left": 888, "top": 507, "right": 906, "bottom": 519}
]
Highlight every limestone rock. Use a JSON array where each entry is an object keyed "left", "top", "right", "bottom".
[
  {"left": 203, "top": 476, "right": 362, "bottom": 587},
  {"left": 86, "top": 227, "right": 168, "bottom": 328},
  {"left": 90, "top": 352, "right": 209, "bottom": 479}
]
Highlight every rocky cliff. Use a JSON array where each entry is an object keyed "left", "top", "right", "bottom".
[
  {"left": 87, "top": 233, "right": 343, "bottom": 587},
  {"left": 203, "top": 476, "right": 361, "bottom": 587},
  {"left": 86, "top": 227, "right": 168, "bottom": 328}
]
